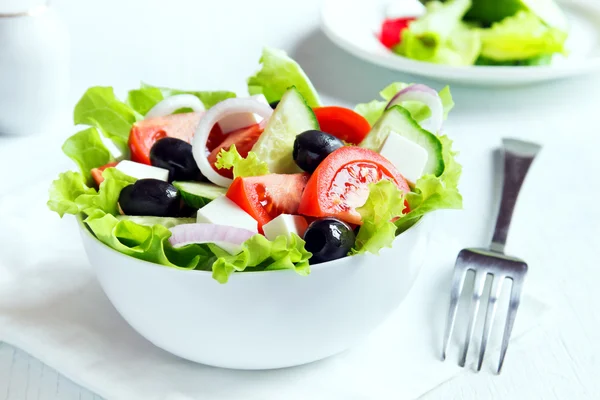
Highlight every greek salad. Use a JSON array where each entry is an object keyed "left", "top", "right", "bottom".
[
  {"left": 48, "top": 48, "right": 462, "bottom": 283},
  {"left": 380, "top": 0, "right": 568, "bottom": 66}
]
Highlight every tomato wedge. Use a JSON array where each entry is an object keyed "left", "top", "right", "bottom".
[
  {"left": 207, "top": 124, "right": 263, "bottom": 179},
  {"left": 128, "top": 112, "right": 227, "bottom": 165},
  {"left": 379, "top": 17, "right": 415, "bottom": 49},
  {"left": 91, "top": 161, "right": 118, "bottom": 187},
  {"left": 298, "top": 146, "right": 410, "bottom": 225},
  {"left": 313, "top": 106, "right": 371, "bottom": 144},
  {"left": 226, "top": 173, "right": 309, "bottom": 230}
]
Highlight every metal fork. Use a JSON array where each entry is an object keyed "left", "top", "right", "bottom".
[{"left": 442, "top": 138, "right": 541, "bottom": 373}]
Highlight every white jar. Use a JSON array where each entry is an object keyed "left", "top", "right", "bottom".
[{"left": 0, "top": 0, "right": 70, "bottom": 136}]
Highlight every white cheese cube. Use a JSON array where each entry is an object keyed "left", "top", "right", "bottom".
[
  {"left": 196, "top": 196, "right": 258, "bottom": 233},
  {"left": 379, "top": 133, "right": 428, "bottom": 183},
  {"left": 115, "top": 160, "right": 169, "bottom": 181},
  {"left": 218, "top": 94, "right": 269, "bottom": 134},
  {"left": 262, "top": 214, "right": 309, "bottom": 241}
]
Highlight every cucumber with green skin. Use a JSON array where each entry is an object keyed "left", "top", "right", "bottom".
[
  {"left": 359, "top": 105, "right": 445, "bottom": 177},
  {"left": 251, "top": 87, "right": 319, "bottom": 174},
  {"left": 172, "top": 181, "right": 227, "bottom": 209}
]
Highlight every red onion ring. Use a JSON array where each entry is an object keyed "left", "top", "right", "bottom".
[{"left": 169, "top": 223, "right": 256, "bottom": 255}]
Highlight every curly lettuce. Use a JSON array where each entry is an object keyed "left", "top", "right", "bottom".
[
  {"left": 61, "top": 127, "right": 114, "bottom": 184},
  {"left": 247, "top": 47, "right": 322, "bottom": 107},
  {"left": 215, "top": 144, "right": 269, "bottom": 178},
  {"left": 351, "top": 180, "right": 407, "bottom": 255},
  {"left": 478, "top": 11, "right": 567, "bottom": 62},
  {"left": 210, "top": 233, "right": 311, "bottom": 284}
]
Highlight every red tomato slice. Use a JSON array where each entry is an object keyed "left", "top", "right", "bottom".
[
  {"left": 298, "top": 146, "right": 410, "bottom": 225},
  {"left": 379, "top": 17, "right": 415, "bottom": 49},
  {"left": 128, "top": 112, "right": 227, "bottom": 165},
  {"left": 91, "top": 161, "right": 118, "bottom": 187},
  {"left": 129, "top": 112, "right": 202, "bottom": 165},
  {"left": 226, "top": 173, "right": 309, "bottom": 230},
  {"left": 207, "top": 124, "right": 263, "bottom": 179},
  {"left": 313, "top": 107, "right": 371, "bottom": 144}
]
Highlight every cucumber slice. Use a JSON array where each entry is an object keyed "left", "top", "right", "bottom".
[
  {"left": 251, "top": 87, "right": 319, "bottom": 174},
  {"left": 360, "top": 106, "right": 444, "bottom": 177},
  {"left": 116, "top": 216, "right": 195, "bottom": 228},
  {"left": 173, "top": 181, "right": 227, "bottom": 209}
]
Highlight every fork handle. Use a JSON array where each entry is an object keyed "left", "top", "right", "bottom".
[{"left": 490, "top": 138, "right": 541, "bottom": 253}]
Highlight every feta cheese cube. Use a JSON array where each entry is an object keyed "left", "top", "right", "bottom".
[
  {"left": 218, "top": 94, "right": 269, "bottom": 134},
  {"left": 196, "top": 196, "right": 258, "bottom": 233},
  {"left": 115, "top": 160, "right": 169, "bottom": 181},
  {"left": 379, "top": 133, "right": 428, "bottom": 183},
  {"left": 262, "top": 214, "right": 309, "bottom": 241}
]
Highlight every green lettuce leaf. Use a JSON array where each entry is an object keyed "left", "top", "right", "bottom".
[
  {"left": 247, "top": 47, "right": 322, "bottom": 107},
  {"left": 395, "top": 134, "right": 463, "bottom": 232},
  {"left": 85, "top": 212, "right": 213, "bottom": 270},
  {"left": 76, "top": 168, "right": 136, "bottom": 216},
  {"left": 479, "top": 11, "right": 567, "bottom": 62},
  {"left": 140, "top": 83, "right": 237, "bottom": 111},
  {"left": 214, "top": 144, "right": 269, "bottom": 178},
  {"left": 73, "top": 87, "right": 140, "bottom": 154},
  {"left": 47, "top": 171, "right": 97, "bottom": 217},
  {"left": 355, "top": 83, "right": 454, "bottom": 126},
  {"left": 210, "top": 233, "right": 312, "bottom": 284},
  {"left": 352, "top": 180, "right": 407, "bottom": 255},
  {"left": 61, "top": 127, "right": 113, "bottom": 184},
  {"left": 394, "top": 0, "right": 481, "bottom": 66},
  {"left": 126, "top": 87, "right": 164, "bottom": 116}
]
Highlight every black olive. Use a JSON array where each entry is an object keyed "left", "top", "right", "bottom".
[
  {"left": 269, "top": 100, "right": 280, "bottom": 109},
  {"left": 303, "top": 218, "right": 355, "bottom": 264},
  {"left": 150, "top": 137, "right": 205, "bottom": 182},
  {"left": 118, "top": 179, "right": 181, "bottom": 217},
  {"left": 293, "top": 130, "right": 344, "bottom": 172}
]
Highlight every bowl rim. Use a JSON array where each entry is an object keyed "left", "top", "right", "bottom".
[{"left": 77, "top": 213, "right": 429, "bottom": 277}]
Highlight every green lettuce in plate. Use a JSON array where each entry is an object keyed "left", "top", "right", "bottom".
[
  {"left": 478, "top": 11, "right": 567, "bottom": 62},
  {"left": 394, "top": 0, "right": 482, "bottom": 66},
  {"left": 389, "top": 0, "right": 568, "bottom": 66}
]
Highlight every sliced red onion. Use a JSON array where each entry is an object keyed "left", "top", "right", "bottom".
[
  {"left": 192, "top": 98, "right": 273, "bottom": 187},
  {"left": 169, "top": 223, "right": 256, "bottom": 255},
  {"left": 145, "top": 94, "right": 205, "bottom": 119},
  {"left": 386, "top": 84, "right": 443, "bottom": 133}
]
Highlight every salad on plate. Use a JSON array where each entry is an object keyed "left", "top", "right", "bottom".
[
  {"left": 379, "top": 0, "right": 569, "bottom": 66},
  {"left": 48, "top": 48, "right": 462, "bottom": 283}
]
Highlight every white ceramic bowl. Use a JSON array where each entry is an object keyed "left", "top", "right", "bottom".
[{"left": 78, "top": 216, "right": 431, "bottom": 370}]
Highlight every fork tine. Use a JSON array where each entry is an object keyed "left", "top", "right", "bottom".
[
  {"left": 497, "top": 277, "right": 525, "bottom": 374},
  {"left": 441, "top": 264, "right": 468, "bottom": 361},
  {"left": 476, "top": 275, "right": 505, "bottom": 371},
  {"left": 458, "top": 271, "right": 488, "bottom": 368}
]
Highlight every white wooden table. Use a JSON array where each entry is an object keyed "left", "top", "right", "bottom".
[{"left": 1, "top": 0, "right": 599, "bottom": 398}]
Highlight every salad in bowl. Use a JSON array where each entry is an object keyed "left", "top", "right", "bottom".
[
  {"left": 380, "top": 0, "right": 568, "bottom": 66},
  {"left": 48, "top": 48, "right": 462, "bottom": 368}
]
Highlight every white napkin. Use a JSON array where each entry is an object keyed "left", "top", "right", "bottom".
[{"left": 0, "top": 181, "right": 548, "bottom": 400}]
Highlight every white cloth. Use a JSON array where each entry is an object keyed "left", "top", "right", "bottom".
[{"left": 0, "top": 182, "right": 548, "bottom": 400}]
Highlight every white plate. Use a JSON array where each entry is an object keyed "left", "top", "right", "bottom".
[{"left": 321, "top": 0, "right": 600, "bottom": 86}]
